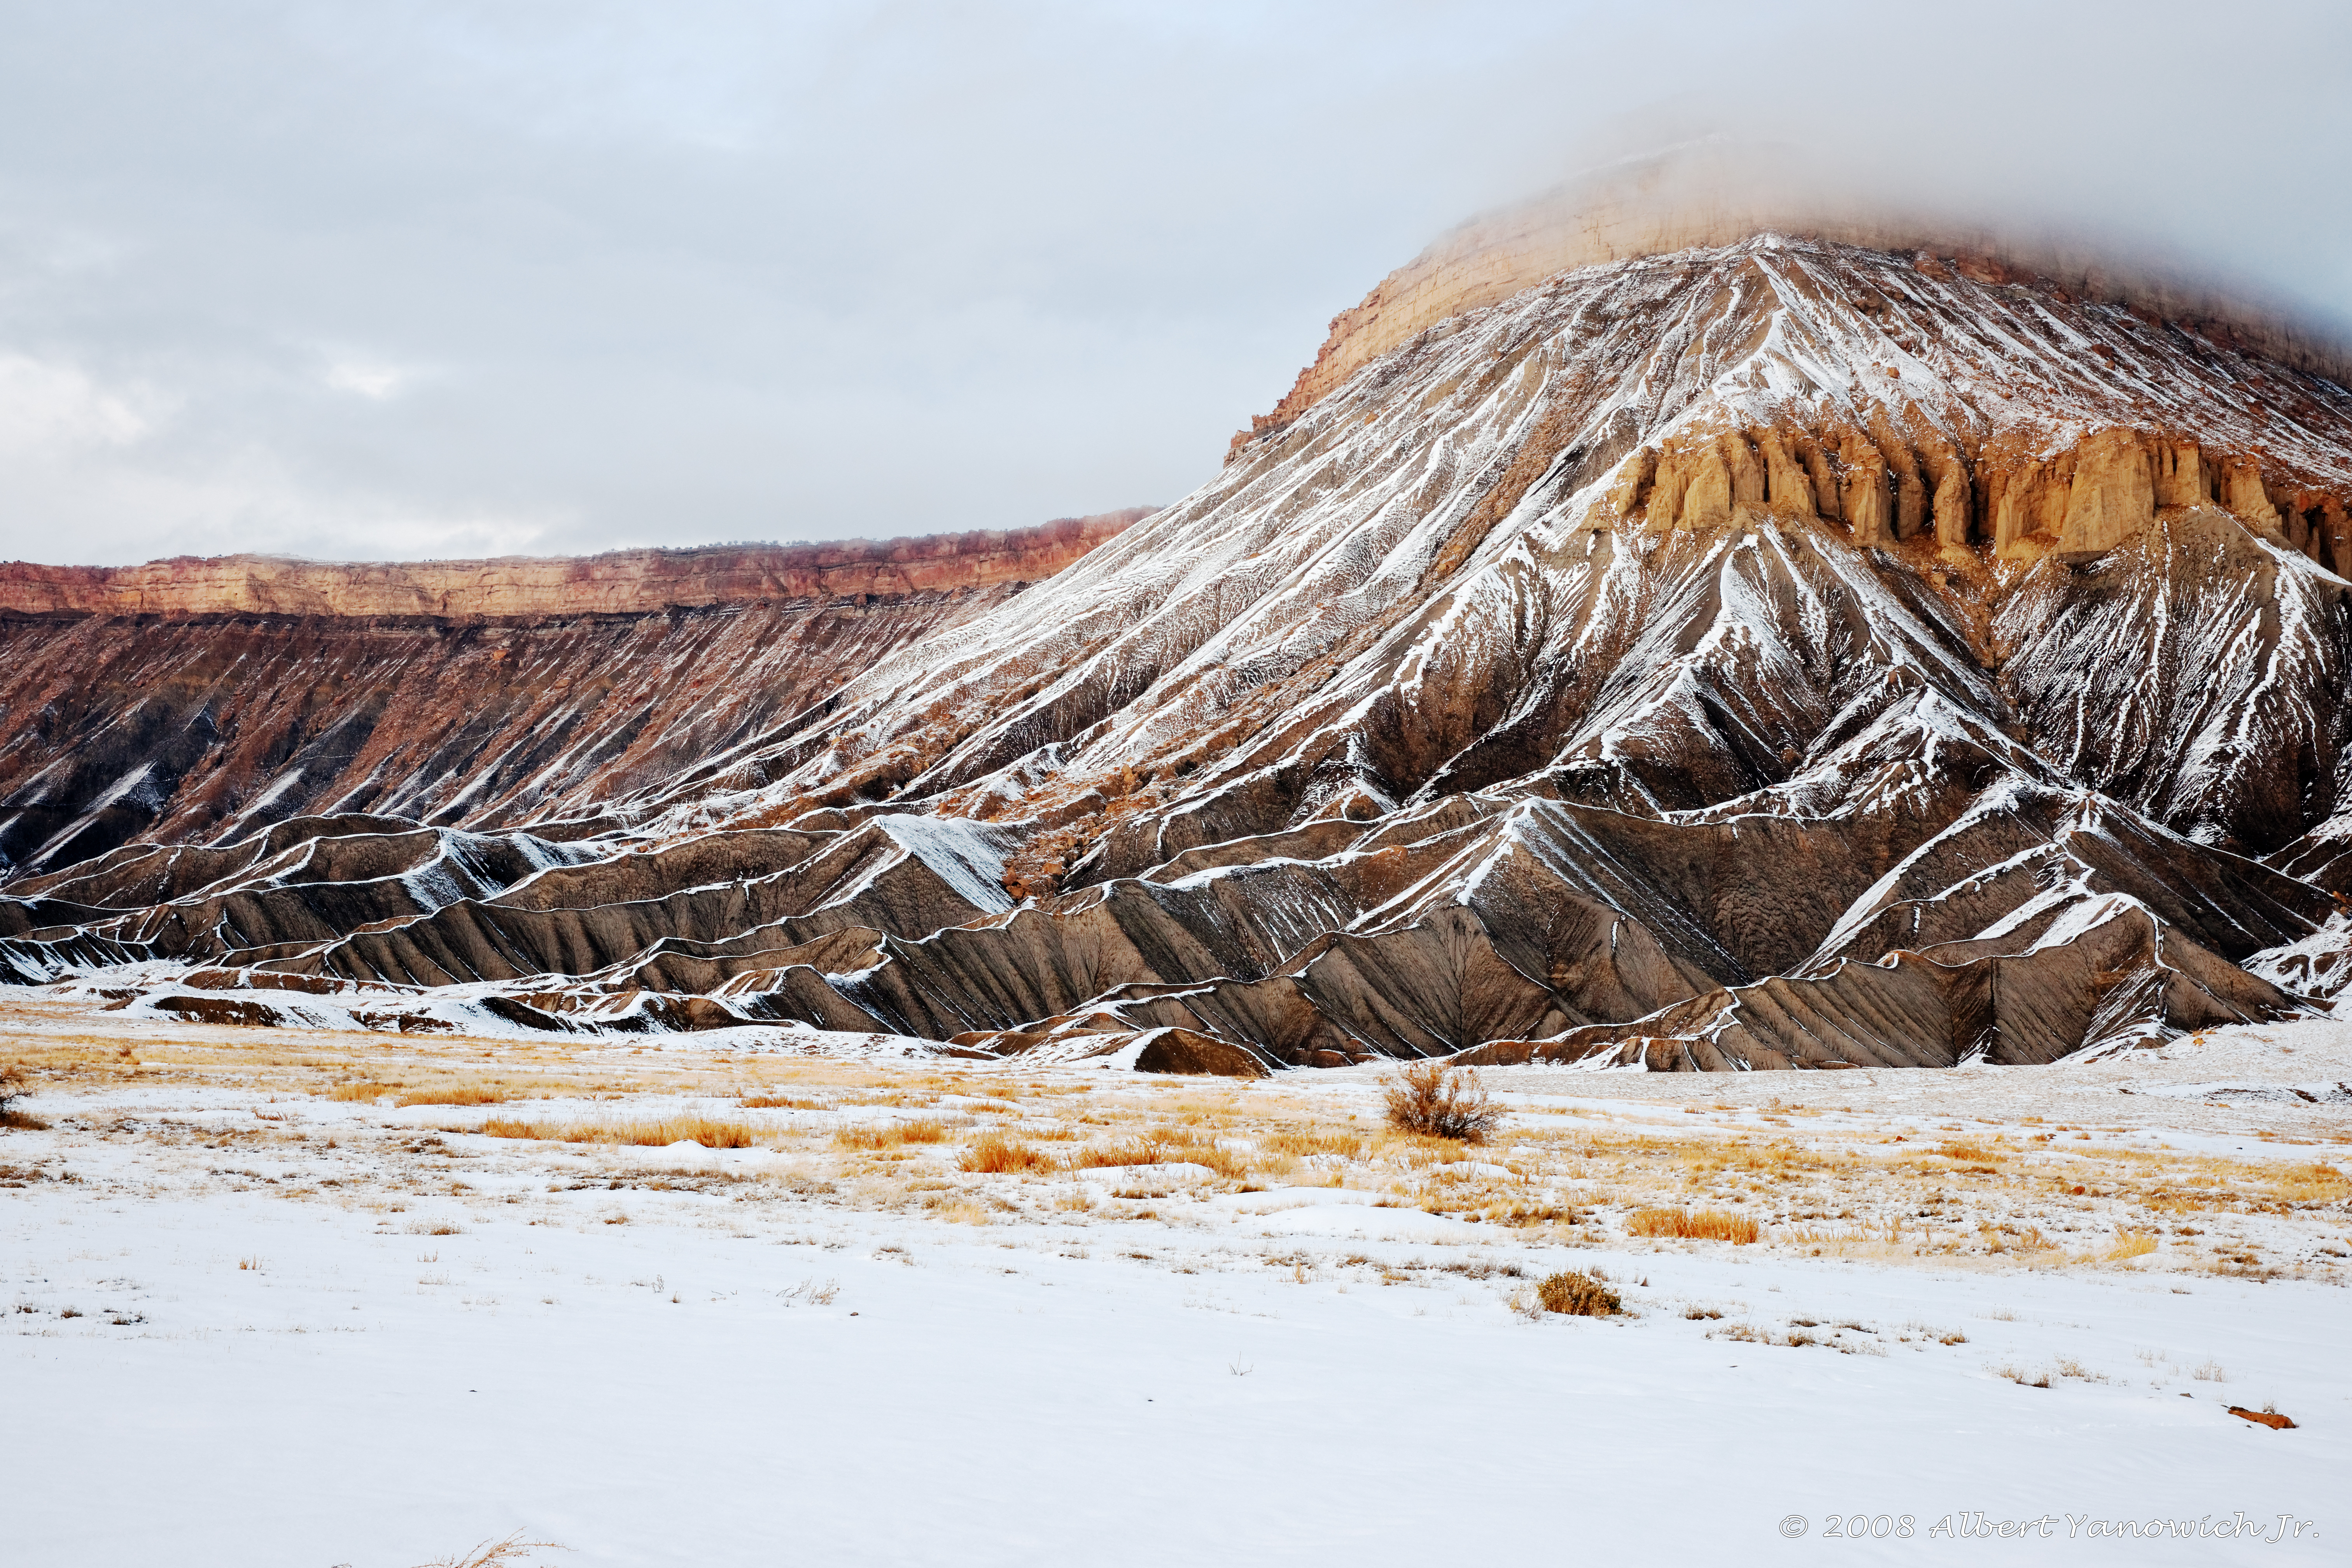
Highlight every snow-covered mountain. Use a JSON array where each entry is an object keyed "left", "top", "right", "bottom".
[{"left": 10, "top": 162, "right": 2352, "bottom": 1070}]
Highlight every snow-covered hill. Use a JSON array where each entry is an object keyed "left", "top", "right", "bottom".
[{"left": 10, "top": 194, "right": 2352, "bottom": 1071}]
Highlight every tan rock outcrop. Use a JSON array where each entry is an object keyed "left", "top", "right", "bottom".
[
  {"left": 2222, "top": 456, "right": 2284, "bottom": 535},
  {"left": 2057, "top": 429, "right": 2157, "bottom": 553},
  {"left": 2154, "top": 441, "right": 2210, "bottom": 509},
  {"left": 1988, "top": 456, "right": 2076, "bottom": 557},
  {"left": 1840, "top": 433, "right": 1894, "bottom": 546},
  {"left": 1618, "top": 414, "right": 2338, "bottom": 572}
]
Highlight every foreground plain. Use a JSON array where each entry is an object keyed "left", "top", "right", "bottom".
[{"left": 5, "top": 996, "right": 2348, "bottom": 1565}]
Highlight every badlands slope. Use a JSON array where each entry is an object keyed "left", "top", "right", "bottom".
[{"left": 9, "top": 162, "right": 2352, "bottom": 1074}]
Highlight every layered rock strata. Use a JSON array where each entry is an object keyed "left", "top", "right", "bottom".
[
  {"left": 0, "top": 511, "right": 1145, "bottom": 619},
  {"left": 9, "top": 188, "right": 2352, "bottom": 1074}
]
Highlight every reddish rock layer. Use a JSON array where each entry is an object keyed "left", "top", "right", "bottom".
[{"left": 0, "top": 510, "right": 1151, "bottom": 620}]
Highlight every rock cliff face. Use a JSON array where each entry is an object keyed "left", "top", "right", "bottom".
[
  {"left": 10, "top": 178, "right": 2352, "bottom": 1073},
  {"left": 0, "top": 511, "right": 1142, "bottom": 619}
]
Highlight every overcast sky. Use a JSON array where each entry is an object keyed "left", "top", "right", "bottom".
[{"left": 2, "top": 1, "right": 2346, "bottom": 566}]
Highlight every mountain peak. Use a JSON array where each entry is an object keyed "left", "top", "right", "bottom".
[{"left": 1242, "top": 142, "right": 2352, "bottom": 450}]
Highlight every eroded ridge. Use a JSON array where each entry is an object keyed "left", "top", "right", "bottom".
[{"left": 9, "top": 216, "right": 2352, "bottom": 1072}]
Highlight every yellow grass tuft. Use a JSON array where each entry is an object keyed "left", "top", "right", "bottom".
[
  {"left": 959, "top": 1133, "right": 1058, "bottom": 1173},
  {"left": 327, "top": 1081, "right": 402, "bottom": 1102},
  {"left": 1064, "top": 1134, "right": 1248, "bottom": 1179},
  {"left": 1266, "top": 1129, "right": 1365, "bottom": 1160},
  {"left": 477, "top": 1115, "right": 760, "bottom": 1149},
  {"left": 1627, "top": 1206, "right": 1761, "bottom": 1244},
  {"left": 831, "top": 1120, "right": 949, "bottom": 1150},
  {"left": 396, "top": 1085, "right": 511, "bottom": 1107}
]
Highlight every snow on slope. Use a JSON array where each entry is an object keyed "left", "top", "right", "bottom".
[{"left": 10, "top": 224, "right": 2352, "bottom": 1069}]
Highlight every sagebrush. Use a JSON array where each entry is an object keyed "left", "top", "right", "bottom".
[
  {"left": 0, "top": 1062, "right": 39, "bottom": 1130},
  {"left": 1382, "top": 1060, "right": 1500, "bottom": 1143},
  {"left": 1535, "top": 1269, "right": 1620, "bottom": 1317}
]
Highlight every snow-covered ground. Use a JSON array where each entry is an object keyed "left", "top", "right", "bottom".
[{"left": 4, "top": 1000, "right": 2346, "bottom": 1565}]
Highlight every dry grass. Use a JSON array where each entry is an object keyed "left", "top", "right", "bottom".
[
  {"left": 396, "top": 1084, "right": 512, "bottom": 1107},
  {"left": 1535, "top": 1269, "right": 1620, "bottom": 1317},
  {"left": 831, "top": 1119, "right": 949, "bottom": 1150},
  {"left": 1064, "top": 1134, "right": 1248, "bottom": 1179},
  {"left": 959, "top": 1133, "right": 1059, "bottom": 1174},
  {"left": 1265, "top": 1128, "right": 1365, "bottom": 1160},
  {"left": 1627, "top": 1206, "right": 1761, "bottom": 1244},
  {"left": 10, "top": 988, "right": 2347, "bottom": 1280},
  {"left": 1382, "top": 1060, "right": 1500, "bottom": 1143},
  {"left": 477, "top": 1115, "right": 761, "bottom": 1149}
]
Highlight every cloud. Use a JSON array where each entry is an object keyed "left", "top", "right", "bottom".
[
  {"left": 0, "top": 354, "right": 158, "bottom": 454},
  {"left": 0, "top": 1, "right": 2344, "bottom": 565},
  {"left": 321, "top": 356, "right": 423, "bottom": 402}
]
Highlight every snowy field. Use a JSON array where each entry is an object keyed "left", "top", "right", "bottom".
[{"left": 4, "top": 996, "right": 2347, "bottom": 1566}]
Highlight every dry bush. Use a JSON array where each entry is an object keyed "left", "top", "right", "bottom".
[
  {"left": 396, "top": 1084, "right": 512, "bottom": 1107},
  {"left": 478, "top": 1116, "right": 760, "bottom": 1149},
  {"left": 960, "top": 1133, "right": 1059, "bottom": 1173},
  {"left": 832, "top": 1120, "right": 949, "bottom": 1150},
  {"left": 1627, "top": 1206, "right": 1761, "bottom": 1244},
  {"left": 1381, "top": 1060, "right": 1501, "bottom": 1143},
  {"left": 0, "top": 1062, "right": 46, "bottom": 1130},
  {"left": 740, "top": 1093, "right": 824, "bottom": 1109},
  {"left": 411, "top": 1531, "right": 568, "bottom": 1568},
  {"left": 327, "top": 1081, "right": 401, "bottom": 1102},
  {"left": 1535, "top": 1270, "right": 1620, "bottom": 1317}
]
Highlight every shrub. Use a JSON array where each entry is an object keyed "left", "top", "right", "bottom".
[
  {"left": 1381, "top": 1060, "right": 1501, "bottom": 1143},
  {"left": 410, "top": 1531, "right": 569, "bottom": 1568},
  {"left": 1626, "top": 1206, "right": 1760, "bottom": 1244},
  {"left": 1535, "top": 1270, "right": 1620, "bottom": 1317},
  {"left": 0, "top": 1063, "right": 41, "bottom": 1130}
]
